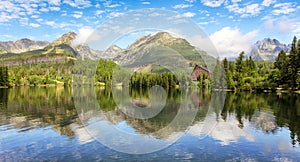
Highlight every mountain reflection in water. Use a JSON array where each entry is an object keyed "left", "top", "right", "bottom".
[{"left": 0, "top": 87, "right": 299, "bottom": 160}]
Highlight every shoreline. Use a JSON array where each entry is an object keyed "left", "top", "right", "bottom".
[{"left": 1, "top": 84, "right": 299, "bottom": 94}]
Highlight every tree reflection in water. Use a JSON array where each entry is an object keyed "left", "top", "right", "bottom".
[{"left": 0, "top": 87, "right": 299, "bottom": 146}]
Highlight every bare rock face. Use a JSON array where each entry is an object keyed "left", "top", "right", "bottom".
[
  {"left": 0, "top": 38, "right": 49, "bottom": 54},
  {"left": 50, "top": 32, "right": 77, "bottom": 47},
  {"left": 250, "top": 38, "right": 291, "bottom": 61}
]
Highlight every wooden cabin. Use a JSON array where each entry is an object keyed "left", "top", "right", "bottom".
[{"left": 191, "top": 65, "right": 211, "bottom": 81}]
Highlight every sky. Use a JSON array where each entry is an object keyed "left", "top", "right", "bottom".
[{"left": 0, "top": 0, "right": 299, "bottom": 57}]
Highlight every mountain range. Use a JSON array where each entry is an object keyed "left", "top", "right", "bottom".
[
  {"left": 0, "top": 39, "right": 49, "bottom": 54},
  {"left": 0, "top": 32, "right": 290, "bottom": 67},
  {"left": 0, "top": 31, "right": 213, "bottom": 71}
]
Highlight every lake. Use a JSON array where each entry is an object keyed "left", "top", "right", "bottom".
[{"left": 0, "top": 86, "right": 299, "bottom": 161}]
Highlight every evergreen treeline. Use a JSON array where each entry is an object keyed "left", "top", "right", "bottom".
[
  {"left": 270, "top": 36, "right": 300, "bottom": 89},
  {"left": 223, "top": 36, "right": 300, "bottom": 91},
  {"left": 5, "top": 61, "right": 73, "bottom": 87},
  {"left": 1, "top": 36, "right": 299, "bottom": 91},
  {"left": 130, "top": 72, "right": 178, "bottom": 88},
  {"left": 223, "top": 52, "right": 268, "bottom": 91}
]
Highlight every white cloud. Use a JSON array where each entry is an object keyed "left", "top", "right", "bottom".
[
  {"left": 182, "top": 12, "right": 196, "bottom": 17},
  {"left": 198, "top": 22, "right": 209, "bottom": 25},
  {"left": 185, "top": 0, "right": 196, "bottom": 3},
  {"left": 173, "top": 4, "right": 193, "bottom": 9},
  {"left": 72, "top": 26, "right": 98, "bottom": 46},
  {"left": 96, "top": 10, "right": 105, "bottom": 16},
  {"left": 210, "top": 27, "right": 259, "bottom": 57},
  {"left": 201, "top": 0, "right": 225, "bottom": 7},
  {"left": 109, "top": 12, "right": 123, "bottom": 18},
  {"left": 226, "top": 3, "right": 263, "bottom": 17},
  {"left": 63, "top": 0, "right": 91, "bottom": 8},
  {"left": 45, "top": 21, "right": 56, "bottom": 27},
  {"left": 262, "top": 15, "right": 300, "bottom": 36},
  {"left": 106, "top": 4, "right": 121, "bottom": 8},
  {"left": 272, "top": 3, "right": 296, "bottom": 15},
  {"left": 49, "top": 6, "right": 60, "bottom": 11},
  {"left": 72, "top": 11, "right": 83, "bottom": 18},
  {"left": 291, "top": 22, "right": 300, "bottom": 35},
  {"left": 231, "top": 0, "right": 241, "bottom": 3},
  {"left": 262, "top": 0, "right": 276, "bottom": 7},
  {"left": 209, "top": 27, "right": 258, "bottom": 58},
  {"left": 142, "top": 2, "right": 150, "bottom": 5},
  {"left": 40, "top": 7, "right": 49, "bottom": 12},
  {"left": 36, "top": 18, "right": 43, "bottom": 22},
  {"left": 48, "top": 0, "right": 61, "bottom": 6},
  {"left": 31, "top": 15, "right": 39, "bottom": 19},
  {"left": 29, "top": 23, "right": 40, "bottom": 27}
]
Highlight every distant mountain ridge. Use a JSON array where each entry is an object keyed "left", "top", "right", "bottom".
[
  {"left": 249, "top": 38, "right": 291, "bottom": 61},
  {"left": 0, "top": 39, "right": 49, "bottom": 54},
  {"left": 0, "top": 31, "right": 214, "bottom": 68}
]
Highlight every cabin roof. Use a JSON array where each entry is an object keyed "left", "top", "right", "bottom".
[{"left": 193, "top": 65, "right": 211, "bottom": 74}]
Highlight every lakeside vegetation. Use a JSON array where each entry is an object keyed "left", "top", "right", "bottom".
[
  {"left": 0, "top": 36, "right": 299, "bottom": 92},
  {"left": 222, "top": 36, "right": 300, "bottom": 91}
]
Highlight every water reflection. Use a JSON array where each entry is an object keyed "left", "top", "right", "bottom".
[
  {"left": 0, "top": 87, "right": 77, "bottom": 137},
  {"left": 0, "top": 87, "right": 299, "bottom": 159}
]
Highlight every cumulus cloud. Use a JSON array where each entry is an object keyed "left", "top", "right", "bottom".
[
  {"left": 209, "top": 27, "right": 258, "bottom": 58},
  {"left": 272, "top": 3, "right": 296, "bottom": 15},
  {"left": 63, "top": 0, "right": 91, "bottom": 8},
  {"left": 29, "top": 23, "right": 40, "bottom": 27},
  {"left": 262, "top": 0, "right": 276, "bottom": 7},
  {"left": 48, "top": 0, "right": 61, "bottom": 6},
  {"left": 49, "top": 6, "right": 60, "bottom": 11},
  {"left": 182, "top": 12, "right": 196, "bottom": 17},
  {"left": 72, "top": 11, "right": 83, "bottom": 18},
  {"left": 142, "top": 1, "right": 150, "bottom": 5},
  {"left": 186, "top": 27, "right": 258, "bottom": 58},
  {"left": 95, "top": 10, "right": 105, "bottom": 16},
  {"left": 201, "top": 0, "right": 225, "bottom": 7},
  {"left": 173, "top": 4, "right": 193, "bottom": 9},
  {"left": 226, "top": 3, "right": 263, "bottom": 17},
  {"left": 72, "top": 26, "right": 95, "bottom": 46},
  {"left": 109, "top": 12, "right": 124, "bottom": 18},
  {"left": 45, "top": 21, "right": 56, "bottom": 27}
]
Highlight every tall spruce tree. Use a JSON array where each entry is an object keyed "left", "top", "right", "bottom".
[
  {"left": 288, "top": 36, "right": 298, "bottom": 88},
  {"left": 275, "top": 50, "right": 289, "bottom": 85}
]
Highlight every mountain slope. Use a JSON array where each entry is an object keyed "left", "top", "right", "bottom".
[
  {"left": 0, "top": 39, "right": 49, "bottom": 54},
  {"left": 114, "top": 32, "right": 214, "bottom": 69},
  {"left": 250, "top": 38, "right": 290, "bottom": 61},
  {"left": 0, "top": 32, "right": 78, "bottom": 66}
]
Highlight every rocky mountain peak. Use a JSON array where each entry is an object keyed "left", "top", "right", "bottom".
[
  {"left": 50, "top": 32, "right": 77, "bottom": 46},
  {"left": 250, "top": 38, "right": 290, "bottom": 61}
]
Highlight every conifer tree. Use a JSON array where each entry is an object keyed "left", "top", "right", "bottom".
[{"left": 288, "top": 36, "right": 298, "bottom": 88}]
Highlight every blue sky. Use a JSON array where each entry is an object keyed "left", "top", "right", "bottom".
[{"left": 0, "top": 0, "right": 299, "bottom": 57}]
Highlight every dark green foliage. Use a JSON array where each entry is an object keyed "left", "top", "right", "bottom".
[
  {"left": 273, "top": 36, "right": 300, "bottom": 90},
  {"left": 274, "top": 50, "right": 289, "bottom": 87},
  {"left": 95, "top": 60, "right": 117, "bottom": 85},
  {"left": 222, "top": 36, "right": 300, "bottom": 91},
  {"left": 223, "top": 52, "right": 271, "bottom": 91},
  {"left": 130, "top": 72, "right": 179, "bottom": 88},
  {"left": 0, "top": 66, "right": 9, "bottom": 87}
]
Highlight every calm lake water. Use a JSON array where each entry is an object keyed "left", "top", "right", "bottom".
[{"left": 0, "top": 87, "right": 299, "bottom": 161}]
